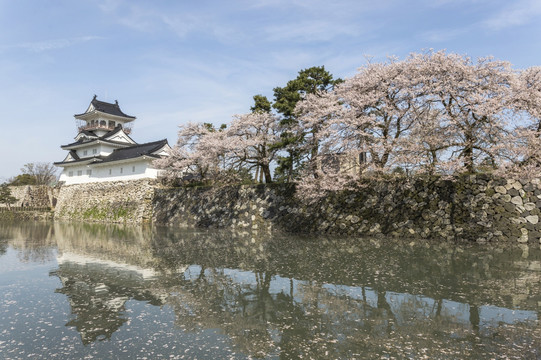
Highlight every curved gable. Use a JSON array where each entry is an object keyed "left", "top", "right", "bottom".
[
  {"left": 151, "top": 142, "right": 172, "bottom": 157},
  {"left": 103, "top": 128, "right": 136, "bottom": 144}
]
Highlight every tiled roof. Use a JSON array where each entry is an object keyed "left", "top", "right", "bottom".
[
  {"left": 79, "top": 130, "right": 98, "bottom": 138},
  {"left": 101, "top": 139, "right": 168, "bottom": 163},
  {"left": 61, "top": 138, "right": 129, "bottom": 149},
  {"left": 103, "top": 125, "right": 124, "bottom": 138},
  {"left": 75, "top": 95, "right": 135, "bottom": 118},
  {"left": 55, "top": 139, "right": 168, "bottom": 166},
  {"left": 69, "top": 150, "right": 80, "bottom": 161},
  {"left": 61, "top": 126, "right": 132, "bottom": 148},
  {"left": 54, "top": 156, "right": 103, "bottom": 166}
]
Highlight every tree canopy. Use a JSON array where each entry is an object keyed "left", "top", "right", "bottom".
[
  {"left": 9, "top": 174, "right": 37, "bottom": 186},
  {"left": 295, "top": 51, "right": 541, "bottom": 197},
  {"left": 157, "top": 66, "right": 342, "bottom": 185},
  {"left": 250, "top": 95, "right": 272, "bottom": 114},
  {"left": 10, "top": 163, "right": 58, "bottom": 186},
  {"left": 0, "top": 184, "right": 17, "bottom": 208},
  {"left": 156, "top": 52, "right": 541, "bottom": 197},
  {"left": 273, "top": 66, "right": 342, "bottom": 121}
]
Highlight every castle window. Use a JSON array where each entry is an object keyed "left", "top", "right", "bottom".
[
  {"left": 68, "top": 171, "right": 73, "bottom": 177},
  {"left": 132, "top": 166, "right": 135, "bottom": 173},
  {"left": 86, "top": 169, "right": 92, "bottom": 175},
  {"left": 83, "top": 150, "right": 88, "bottom": 156},
  {"left": 77, "top": 170, "right": 82, "bottom": 176},
  {"left": 109, "top": 169, "right": 112, "bottom": 175},
  {"left": 120, "top": 167, "right": 123, "bottom": 174},
  {"left": 93, "top": 149, "right": 97, "bottom": 154}
]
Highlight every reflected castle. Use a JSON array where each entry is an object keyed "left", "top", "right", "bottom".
[{"left": 1, "top": 221, "right": 540, "bottom": 358}]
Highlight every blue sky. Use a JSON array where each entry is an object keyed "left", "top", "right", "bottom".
[{"left": 1, "top": 0, "right": 540, "bottom": 181}]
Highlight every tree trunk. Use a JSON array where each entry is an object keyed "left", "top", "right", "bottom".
[
  {"left": 261, "top": 164, "right": 272, "bottom": 183},
  {"left": 254, "top": 166, "right": 260, "bottom": 183},
  {"left": 463, "top": 127, "right": 475, "bottom": 173}
]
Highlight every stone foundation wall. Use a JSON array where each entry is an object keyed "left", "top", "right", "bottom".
[
  {"left": 2, "top": 185, "right": 57, "bottom": 208},
  {"left": 153, "top": 175, "right": 541, "bottom": 244},
  {"left": 0, "top": 210, "right": 54, "bottom": 221},
  {"left": 51, "top": 175, "right": 541, "bottom": 243},
  {"left": 54, "top": 179, "right": 156, "bottom": 223}
]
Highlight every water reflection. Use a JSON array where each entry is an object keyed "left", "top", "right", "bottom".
[{"left": 1, "top": 221, "right": 540, "bottom": 359}]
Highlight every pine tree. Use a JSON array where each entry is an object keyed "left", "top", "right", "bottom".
[{"left": 0, "top": 184, "right": 17, "bottom": 209}]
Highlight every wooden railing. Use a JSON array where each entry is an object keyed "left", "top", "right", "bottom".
[{"left": 78, "top": 124, "right": 132, "bottom": 135}]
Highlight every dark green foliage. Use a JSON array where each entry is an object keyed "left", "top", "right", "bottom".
[
  {"left": 272, "top": 66, "right": 342, "bottom": 182},
  {"left": 0, "top": 184, "right": 17, "bottom": 208},
  {"left": 250, "top": 94, "right": 272, "bottom": 114},
  {"left": 203, "top": 123, "right": 227, "bottom": 132},
  {"left": 273, "top": 154, "right": 305, "bottom": 183},
  {"left": 273, "top": 66, "right": 342, "bottom": 120},
  {"left": 9, "top": 174, "right": 37, "bottom": 186},
  {"left": 11, "top": 163, "right": 58, "bottom": 186}
]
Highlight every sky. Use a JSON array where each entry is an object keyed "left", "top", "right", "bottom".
[{"left": 1, "top": 0, "right": 541, "bottom": 181}]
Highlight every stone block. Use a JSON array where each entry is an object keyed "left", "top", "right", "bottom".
[
  {"left": 518, "top": 228, "right": 529, "bottom": 243},
  {"left": 526, "top": 215, "right": 539, "bottom": 224},
  {"left": 524, "top": 203, "right": 536, "bottom": 211},
  {"left": 504, "top": 203, "right": 516, "bottom": 212},
  {"left": 511, "top": 196, "right": 523, "bottom": 205},
  {"left": 508, "top": 188, "right": 519, "bottom": 197}
]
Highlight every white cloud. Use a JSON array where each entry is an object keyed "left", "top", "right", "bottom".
[
  {"left": 160, "top": 14, "right": 199, "bottom": 38},
  {"left": 264, "top": 20, "right": 363, "bottom": 43},
  {"left": 115, "top": 5, "right": 163, "bottom": 33},
  {"left": 16, "top": 36, "right": 102, "bottom": 52},
  {"left": 98, "top": 0, "right": 122, "bottom": 13},
  {"left": 425, "top": 0, "right": 487, "bottom": 7},
  {"left": 482, "top": 0, "right": 541, "bottom": 30},
  {"left": 420, "top": 27, "right": 470, "bottom": 43}
]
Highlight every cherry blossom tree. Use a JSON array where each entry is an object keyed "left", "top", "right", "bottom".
[
  {"left": 513, "top": 66, "right": 541, "bottom": 128},
  {"left": 295, "top": 51, "right": 541, "bottom": 196},
  {"left": 156, "top": 113, "right": 281, "bottom": 184},
  {"left": 408, "top": 51, "right": 516, "bottom": 173},
  {"left": 154, "top": 122, "right": 227, "bottom": 184},
  {"left": 223, "top": 112, "right": 281, "bottom": 183},
  {"left": 295, "top": 55, "right": 425, "bottom": 195},
  {"left": 497, "top": 66, "right": 541, "bottom": 178},
  {"left": 159, "top": 51, "right": 541, "bottom": 194}
]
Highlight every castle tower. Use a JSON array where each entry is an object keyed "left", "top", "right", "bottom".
[
  {"left": 74, "top": 95, "right": 136, "bottom": 136},
  {"left": 55, "top": 96, "right": 170, "bottom": 185}
]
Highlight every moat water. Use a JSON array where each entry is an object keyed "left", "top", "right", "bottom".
[{"left": 0, "top": 221, "right": 540, "bottom": 359}]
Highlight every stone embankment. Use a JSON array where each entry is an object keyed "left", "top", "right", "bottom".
[
  {"left": 47, "top": 174, "right": 541, "bottom": 243},
  {"left": 153, "top": 175, "right": 541, "bottom": 244},
  {"left": 0, "top": 210, "right": 53, "bottom": 221},
  {"left": 2, "top": 185, "right": 58, "bottom": 208},
  {"left": 0, "top": 185, "right": 57, "bottom": 221},
  {"left": 54, "top": 180, "right": 155, "bottom": 223}
]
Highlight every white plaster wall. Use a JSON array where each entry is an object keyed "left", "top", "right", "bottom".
[
  {"left": 75, "top": 144, "right": 117, "bottom": 158},
  {"left": 98, "top": 144, "right": 117, "bottom": 156},
  {"left": 76, "top": 147, "right": 97, "bottom": 158},
  {"left": 59, "top": 160, "right": 159, "bottom": 185}
]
